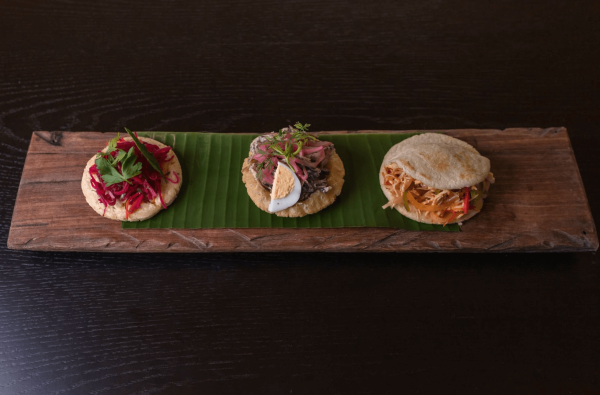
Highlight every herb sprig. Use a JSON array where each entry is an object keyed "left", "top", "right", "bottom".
[
  {"left": 293, "top": 122, "right": 310, "bottom": 132},
  {"left": 125, "top": 127, "right": 165, "bottom": 179},
  {"left": 264, "top": 122, "right": 315, "bottom": 168},
  {"left": 252, "top": 122, "right": 317, "bottom": 182},
  {"left": 95, "top": 135, "right": 143, "bottom": 186}
]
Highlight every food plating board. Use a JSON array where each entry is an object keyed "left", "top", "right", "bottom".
[{"left": 7, "top": 128, "right": 598, "bottom": 252}]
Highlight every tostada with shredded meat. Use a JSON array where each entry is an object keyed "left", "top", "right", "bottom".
[
  {"left": 242, "top": 122, "right": 344, "bottom": 217},
  {"left": 380, "top": 133, "right": 494, "bottom": 225},
  {"left": 82, "top": 128, "right": 182, "bottom": 221}
]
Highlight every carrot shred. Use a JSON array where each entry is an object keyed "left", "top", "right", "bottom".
[{"left": 382, "top": 163, "right": 492, "bottom": 224}]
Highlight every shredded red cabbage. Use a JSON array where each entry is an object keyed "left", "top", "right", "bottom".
[{"left": 89, "top": 137, "right": 176, "bottom": 218}]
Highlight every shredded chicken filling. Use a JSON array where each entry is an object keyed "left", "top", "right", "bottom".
[{"left": 382, "top": 163, "right": 494, "bottom": 225}]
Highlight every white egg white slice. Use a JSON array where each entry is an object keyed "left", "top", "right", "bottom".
[{"left": 268, "top": 164, "right": 302, "bottom": 213}]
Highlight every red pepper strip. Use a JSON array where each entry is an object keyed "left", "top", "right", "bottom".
[
  {"left": 444, "top": 210, "right": 459, "bottom": 226},
  {"left": 130, "top": 193, "right": 144, "bottom": 214},
  {"left": 463, "top": 187, "right": 470, "bottom": 214},
  {"left": 126, "top": 192, "right": 142, "bottom": 219}
]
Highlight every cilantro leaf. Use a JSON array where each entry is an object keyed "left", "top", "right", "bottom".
[
  {"left": 124, "top": 127, "right": 165, "bottom": 179},
  {"left": 95, "top": 147, "right": 142, "bottom": 187},
  {"left": 114, "top": 148, "right": 127, "bottom": 164},
  {"left": 95, "top": 156, "right": 128, "bottom": 186},
  {"left": 105, "top": 132, "right": 120, "bottom": 156},
  {"left": 95, "top": 155, "right": 115, "bottom": 176},
  {"left": 120, "top": 147, "right": 143, "bottom": 180}
]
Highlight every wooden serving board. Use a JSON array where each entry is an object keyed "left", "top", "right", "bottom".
[{"left": 7, "top": 128, "right": 598, "bottom": 253}]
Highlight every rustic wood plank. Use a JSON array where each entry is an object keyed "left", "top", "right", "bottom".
[{"left": 7, "top": 128, "right": 598, "bottom": 252}]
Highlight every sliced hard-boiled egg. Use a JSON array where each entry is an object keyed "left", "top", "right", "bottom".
[{"left": 268, "top": 163, "right": 301, "bottom": 213}]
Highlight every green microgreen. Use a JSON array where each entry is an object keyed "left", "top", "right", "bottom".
[
  {"left": 262, "top": 123, "right": 316, "bottom": 169},
  {"left": 294, "top": 122, "right": 311, "bottom": 132}
]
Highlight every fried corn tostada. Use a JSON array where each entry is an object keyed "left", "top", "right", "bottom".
[
  {"left": 242, "top": 123, "right": 344, "bottom": 217},
  {"left": 82, "top": 130, "right": 182, "bottom": 221}
]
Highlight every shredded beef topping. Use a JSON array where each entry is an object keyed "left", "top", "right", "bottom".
[{"left": 248, "top": 126, "right": 335, "bottom": 202}]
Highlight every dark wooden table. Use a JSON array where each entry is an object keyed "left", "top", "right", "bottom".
[{"left": 1, "top": 1, "right": 598, "bottom": 393}]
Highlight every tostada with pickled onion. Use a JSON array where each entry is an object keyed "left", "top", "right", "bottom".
[
  {"left": 242, "top": 123, "right": 345, "bottom": 217},
  {"left": 82, "top": 128, "right": 182, "bottom": 221}
]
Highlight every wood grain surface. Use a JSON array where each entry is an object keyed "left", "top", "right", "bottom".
[
  {"left": 7, "top": 128, "right": 598, "bottom": 253},
  {"left": 1, "top": 0, "right": 600, "bottom": 394}
]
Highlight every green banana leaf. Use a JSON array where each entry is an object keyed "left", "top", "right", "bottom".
[{"left": 122, "top": 132, "right": 459, "bottom": 231}]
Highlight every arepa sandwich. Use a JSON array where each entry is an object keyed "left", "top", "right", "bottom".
[{"left": 380, "top": 133, "right": 494, "bottom": 225}]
